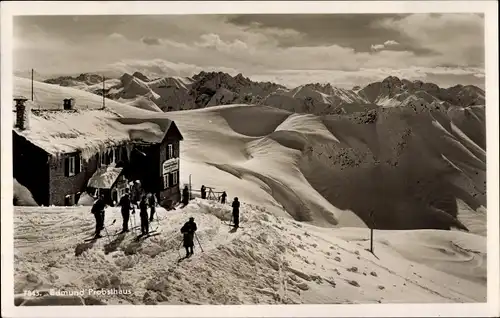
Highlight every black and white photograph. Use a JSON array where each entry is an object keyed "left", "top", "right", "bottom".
[{"left": 1, "top": 1, "right": 498, "bottom": 317}]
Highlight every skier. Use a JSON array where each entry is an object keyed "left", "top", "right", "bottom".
[
  {"left": 201, "top": 185, "right": 206, "bottom": 199},
  {"left": 139, "top": 195, "right": 149, "bottom": 236},
  {"left": 132, "top": 180, "right": 142, "bottom": 209},
  {"left": 180, "top": 217, "right": 197, "bottom": 257},
  {"left": 220, "top": 191, "right": 227, "bottom": 204},
  {"left": 231, "top": 197, "right": 240, "bottom": 228},
  {"left": 91, "top": 193, "right": 106, "bottom": 238},
  {"left": 117, "top": 191, "right": 132, "bottom": 233},
  {"left": 182, "top": 185, "right": 189, "bottom": 206},
  {"left": 148, "top": 193, "right": 156, "bottom": 222}
]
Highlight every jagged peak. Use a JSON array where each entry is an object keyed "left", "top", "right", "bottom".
[
  {"left": 132, "top": 71, "right": 150, "bottom": 82},
  {"left": 381, "top": 76, "right": 402, "bottom": 86}
]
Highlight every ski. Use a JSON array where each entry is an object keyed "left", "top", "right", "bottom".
[
  {"left": 84, "top": 236, "right": 103, "bottom": 242},
  {"left": 177, "top": 253, "right": 196, "bottom": 263},
  {"left": 134, "top": 232, "right": 160, "bottom": 241},
  {"left": 225, "top": 222, "right": 244, "bottom": 228}
]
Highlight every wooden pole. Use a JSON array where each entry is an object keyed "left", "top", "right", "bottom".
[
  {"left": 189, "top": 174, "right": 192, "bottom": 201},
  {"left": 102, "top": 75, "right": 105, "bottom": 109},
  {"left": 370, "top": 211, "right": 375, "bottom": 254},
  {"left": 31, "top": 69, "right": 34, "bottom": 101}
]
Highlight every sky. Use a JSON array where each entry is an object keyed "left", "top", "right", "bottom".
[{"left": 13, "top": 14, "right": 485, "bottom": 89}]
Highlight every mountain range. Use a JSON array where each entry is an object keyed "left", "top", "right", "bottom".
[{"left": 42, "top": 71, "right": 486, "bottom": 114}]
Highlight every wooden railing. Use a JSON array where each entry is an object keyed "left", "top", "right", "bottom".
[{"left": 191, "top": 186, "right": 227, "bottom": 203}]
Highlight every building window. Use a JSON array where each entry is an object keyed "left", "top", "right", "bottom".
[
  {"left": 163, "top": 174, "right": 169, "bottom": 189},
  {"left": 65, "top": 155, "right": 80, "bottom": 177},
  {"left": 172, "top": 171, "right": 178, "bottom": 185},
  {"left": 168, "top": 144, "right": 173, "bottom": 159},
  {"left": 69, "top": 157, "right": 75, "bottom": 176}
]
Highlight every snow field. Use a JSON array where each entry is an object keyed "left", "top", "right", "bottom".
[{"left": 14, "top": 198, "right": 485, "bottom": 305}]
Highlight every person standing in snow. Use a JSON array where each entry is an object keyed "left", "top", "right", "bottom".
[
  {"left": 139, "top": 195, "right": 149, "bottom": 236},
  {"left": 181, "top": 217, "right": 197, "bottom": 257},
  {"left": 91, "top": 193, "right": 106, "bottom": 238},
  {"left": 148, "top": 193, "right": 157, "bottom": 222},
  {"left": 220, "top": 191, "right": 227, "bottom": 204},
  {"left": 118, "top": 191, "right": 132, "bottom": 233},
  {"left": 182, "top": 185, "right": 189, "bottom": 206},
  {"left": 132, "top": 180, "right": 142, "bottom": 209},
  {"left": 232, "top": 197, "right": 240, "bottom": 228},
  {"left": 200, "top": 185, "right": 206, "bottom": 199}
]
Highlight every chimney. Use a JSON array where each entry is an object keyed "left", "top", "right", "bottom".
[
  {"left": 14, "top": 97, "right": 30, "bottom": 130},
  {"left": 63, "top": 98, "right": 75, "bottom": 110}
]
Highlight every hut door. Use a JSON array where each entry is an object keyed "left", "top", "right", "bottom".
[{"left": 112, "top": 190, "right": 118, "bottom": 205}]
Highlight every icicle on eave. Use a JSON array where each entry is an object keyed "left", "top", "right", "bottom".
[{"left": 126, "top": 143, "right": 133, "bottom": 161}]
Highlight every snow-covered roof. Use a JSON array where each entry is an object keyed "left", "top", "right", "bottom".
[
  {"left": 87, "top": 166, "right": 124, "bottom": 189},
  {"left": 13, "top": 108, "right": 131, "bottom": 160},
  {"left": 12, "top": 107, "right": 180, "bottom": 160},
  {"left": 115, "top": 117, "right": 183, "bottom": 144}
]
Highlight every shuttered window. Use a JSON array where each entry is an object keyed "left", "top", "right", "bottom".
[
  {"left": 65, "top": 154, "right": 80, "bottom": 177},
  {"left": 168, "top": 144, "right": 173, "bottom": 159},
  {"left": 172, "top": 171, "right": 178, "bottom": 185},
  {"left": 163, "top": 174, "right": 169, "bottom": 189}
]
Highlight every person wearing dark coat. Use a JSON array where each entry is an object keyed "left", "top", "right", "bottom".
[
  {"left": 200, "top": 185, "right": 206, "bottom": 199},
  {"left": 220, "top": 191, "right": 227, "bottom": 204},
  {"left": 118, "top": 192, "right": 132, "bottom": 233},
  {"left": 139, "top": 195, "right": 149, "bottom": 236},
  {"left": 182, "top": 186, "right": 189, "bottom": 205},
  {"left": 148, "top": 193, "right": 156, "bottom": 222},
  {"left": 232, "top": 197, "right": 240, "bottom": 228},
  {"left": 131, "top": 180, "right": 142, "bottom": 209},
  {"left": 181, "top": 217, "right": 197, "bottom": 257},
  {"left": 91, "top": 194, "right": 106, "bottom": 238}
]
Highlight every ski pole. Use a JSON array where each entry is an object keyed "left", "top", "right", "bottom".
[
  {"left": 103, "top": 219, "right": 116, "bottom": 244},
  {"left": 178, "top": 240, "right": 183, "bottom": 258},
  {"left": 194, "top": 232, "right": 204, "bottom": 252}
]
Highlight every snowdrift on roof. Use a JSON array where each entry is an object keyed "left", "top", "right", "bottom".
[
  {"left": 13, "top": 78, "right": 176, "bottom": 159},
  {"left": 13, "top": 109, "right": 130, "bottom": 160}
]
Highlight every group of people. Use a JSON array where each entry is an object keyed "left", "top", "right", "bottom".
[
  {"left": 90, "top": 181, "right": 241, "bottom": 258},
  {"left": 182, "top": 185, "right": 228, "bottom": 205},
  {"left": 117, "top": 190, "right": 157, "bottom": 236},
  {"left": 91, "top": 182, "right": 158, "bottom": 238}
]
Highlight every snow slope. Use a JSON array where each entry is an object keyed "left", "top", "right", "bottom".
[
  {"left": 14, "top": 77, "right": 152, "bottom": 117},
  {"left": 164, "top": 104, "right": 485, "bottom": 233},
  {"left": 13, "top": 199, "right": 486, "bottom": 306}
]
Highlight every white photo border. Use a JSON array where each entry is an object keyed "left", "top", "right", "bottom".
[{"left": 1, "top": 1, "right": 498, "bottom": 317}]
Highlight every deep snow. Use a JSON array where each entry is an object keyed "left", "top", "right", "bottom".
[{"left": 13, "top": 199, "right": 486, "bottom": 306}]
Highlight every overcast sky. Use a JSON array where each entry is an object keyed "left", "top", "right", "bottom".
[{"left": 13, "top": 14, "right": 485, "bottom": 89}]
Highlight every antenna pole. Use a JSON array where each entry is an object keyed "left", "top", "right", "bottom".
[
  {"left": 102, "top": 75, "right": 105, "bottom": 109},
  {"left": 31, "top": 69, "right": 34, "bottom": 101}
]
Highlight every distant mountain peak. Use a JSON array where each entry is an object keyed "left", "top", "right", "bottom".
[{"left": 132, "top": 71, "right": 150, "bottom": 82}]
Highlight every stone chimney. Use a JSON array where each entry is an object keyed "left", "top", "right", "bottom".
[
  {"left": 14, "top": 97, "right": 30, "bottom": 130},
  {"left": 63, "top": 98, "right": 75, "bottom": 110}
]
